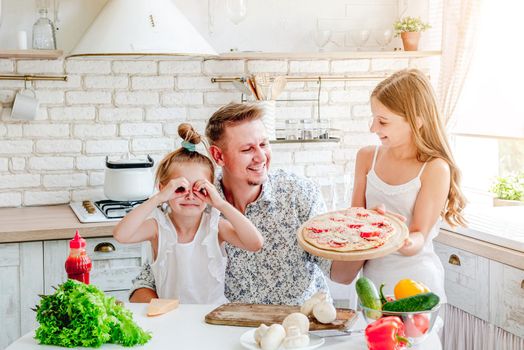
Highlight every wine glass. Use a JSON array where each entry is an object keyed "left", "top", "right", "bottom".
[
  {"left": 313, "top": 28, "right": 332, "bottom": 52},
  {"left": 350, "top": 29, "right": 370, "bottom": 51},
  {"left": 226, "top": 0, "right": 248, "bottom": 25},
  {"left": 374, "top": 29, "right": 393, "bottom": 50}
]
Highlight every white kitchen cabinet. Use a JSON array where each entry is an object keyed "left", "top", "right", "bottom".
[
  {"left": 489, "top": 261, "right": 524, "bottom": 337},
  {"left": 0, "top": 237, "right": 147, "bottom": 350},
  {"left": 435, "top": 241, "right": 524, "bottom": 342},
  {"left": 43, "top": 237, "right": 146, "bottom": 297},
  {"left": 434, "top": 242, "right": 490, "bottom": 321},
  {"left": 0, "top": 242, "right": 43, "bottom": 350}
]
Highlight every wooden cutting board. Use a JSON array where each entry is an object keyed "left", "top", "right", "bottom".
[{"left": 204, "top": 303, "right": 357, "bottom": 330}]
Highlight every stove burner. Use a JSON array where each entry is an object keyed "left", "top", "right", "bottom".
[{"left": 94, "top": 199, "right": 146, "bottom": 219}]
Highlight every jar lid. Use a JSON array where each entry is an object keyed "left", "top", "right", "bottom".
[
  {"left": 106, "top": 155, "right": 154, "bottom": 169},
  {"left": 69, "top": 230, "right": 86, "bottom": 249}
]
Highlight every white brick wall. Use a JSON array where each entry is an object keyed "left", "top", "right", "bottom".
[{"left": 0, "top": 55, "right": 435, "bottom": 207}]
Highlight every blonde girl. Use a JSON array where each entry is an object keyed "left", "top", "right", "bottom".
[
  {"left": 331, "top": 69, "right": 466, "bottom": 302},
  {"left": 113, "top": 123, "right": 263, "bottom": 304}
]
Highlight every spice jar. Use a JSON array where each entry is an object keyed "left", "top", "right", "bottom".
[{"left": 285, "top": 119, "right": 299, "bottom": 140}]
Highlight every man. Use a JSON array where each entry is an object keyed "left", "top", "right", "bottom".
[{"left": 129, "top": 103, "right": 331, "bottom": 305}]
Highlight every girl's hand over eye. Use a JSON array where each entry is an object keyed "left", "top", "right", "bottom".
[
  {"left": 157, "top": 177, "right": 190, "bottom": 203},
  {"left": 193, "top": 179, "right": 226, "bottom": 208}
]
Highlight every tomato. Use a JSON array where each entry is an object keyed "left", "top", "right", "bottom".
[{"left": 405, "top": 313, "right": 430, "bottom": 337}]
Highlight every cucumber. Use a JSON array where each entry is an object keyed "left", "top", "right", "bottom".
[
  {"left": 382, "top": 292, "right": 440, "bottom": 312},
  {"left": 356, "top": 277, "right": 382, "bottom": 310}
]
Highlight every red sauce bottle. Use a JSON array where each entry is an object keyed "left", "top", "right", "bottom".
[{"left": 64, "top": 230, "right": 92, "bottom": 284}]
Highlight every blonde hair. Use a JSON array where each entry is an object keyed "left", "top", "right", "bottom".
[
  {"left": 372, "top": 69, "right": 467, "bottom": 227},
  {"left": 205, "top": 103, "right": 264, "bottom": 145},
  {"left": 155, "top": 123, "right": 215, "bottom": 187}
]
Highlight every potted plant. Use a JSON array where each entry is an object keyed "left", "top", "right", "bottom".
[
  {"left": 393, "top": 16, "right": 431, "bottom": 51},
  {"left": 490, "top": 173, "right": 524, "bottom": 206}
]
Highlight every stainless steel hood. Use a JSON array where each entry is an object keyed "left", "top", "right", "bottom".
[{"left": 68, "top": 0, "right": 217, "bottom": 58}]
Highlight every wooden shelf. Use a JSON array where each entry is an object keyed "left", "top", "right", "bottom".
[
  {"left": 0, "top": 49, "right": 63, "bottom": 60},
  {"left": 271, "top": 137, "right": 340, "bottom": 144},
  {"left": 215, "top": 50, "right": 441, "bottom": 60}
]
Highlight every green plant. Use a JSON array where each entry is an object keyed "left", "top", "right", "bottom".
[
  {"left": 490, "top": 173, "right": 524, "bottom": 201},
  {"left": 393, "top": 16, "right": 431, "bottom": 36}
]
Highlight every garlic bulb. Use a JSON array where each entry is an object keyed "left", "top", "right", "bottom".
[
  {"left": 312, "top": 300, "right": 337, "bottom": 324},
  {"left": 282, "top": 312, "right": 310, "bottom": 335}
]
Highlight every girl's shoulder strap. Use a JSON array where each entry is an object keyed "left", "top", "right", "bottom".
[
  {"left": 417, "top": 161, "right": 428, "bottom": 178},
  {"left": 371, "top": 145, "right": 380, "bottom": 170}
]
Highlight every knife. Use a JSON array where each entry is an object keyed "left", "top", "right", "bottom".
[{"left": 310, "top": 328, "right": 364, "bottom": 338}]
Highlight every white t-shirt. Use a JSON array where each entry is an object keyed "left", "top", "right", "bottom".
[{"left": 149, "top": 207, "right": 228, "bottom": 304}]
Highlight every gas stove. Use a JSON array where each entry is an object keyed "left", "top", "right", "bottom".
[{"left": 70, "top": 199, "right": 146, "bottom": 223}]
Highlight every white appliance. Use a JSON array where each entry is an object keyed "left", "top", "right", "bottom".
[{"left": 104, "top": 155, "right": 155, "bottom": 202}]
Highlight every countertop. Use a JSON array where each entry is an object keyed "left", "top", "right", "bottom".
[
  {"left": 6, "top": 303, "right": 442, "bottom": 350},
  {"left": 0, "top": 205, "right": 115, "bottom": 243},
  {"left": 0, "top": 204, "right": 522, "bottom": 270}
]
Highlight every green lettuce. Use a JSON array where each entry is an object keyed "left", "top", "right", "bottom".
[{"left": 34, "top": 279, "right": 151, "bottom": 347}]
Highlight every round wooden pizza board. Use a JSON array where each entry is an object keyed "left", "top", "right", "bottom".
[{"left": 297, "top": 210, "right": 409, "bottom": 261}]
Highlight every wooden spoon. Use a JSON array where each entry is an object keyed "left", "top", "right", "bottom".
[{"left": 271, "top": 76, "right": 287, "bottom": 100}]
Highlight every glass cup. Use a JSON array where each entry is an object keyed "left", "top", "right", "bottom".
[
  {"left": 374, "top": 29, "right": 393, "bottom": 50},
  {"left": 285, "top": 119, "right": 299, "bottom": 140},
  {"left": 313, "top": 28, "right": 332, "bottom": 52},
  {"left": 350, "top": 29, "right": 370, "bottom": 51},
  {"left": 226, "top": 0, "right": 248, "bottom": 25}
]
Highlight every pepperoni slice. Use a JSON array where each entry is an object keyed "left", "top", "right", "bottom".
[{"left": 360, "top": 229, "right": 382, "bottom": 239}]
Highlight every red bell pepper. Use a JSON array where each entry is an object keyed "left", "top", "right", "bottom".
[{"left": 365, "top": 316, "right": 410, "bottom": 350}]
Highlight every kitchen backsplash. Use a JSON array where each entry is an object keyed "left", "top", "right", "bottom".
[{"left": 0, "top": 56, "right": 434, "bottom": 208}]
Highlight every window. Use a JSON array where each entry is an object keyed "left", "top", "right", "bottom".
[{"left": 449, "top": 0, "right": 524, "bottom": 203}]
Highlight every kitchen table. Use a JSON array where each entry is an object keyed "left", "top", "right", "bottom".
[{"left": 6, "top": 303, "right": 442, "bottom": 350}]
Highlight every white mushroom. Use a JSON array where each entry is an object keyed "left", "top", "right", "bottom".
[
  {"left": 283, "top": 326, "right": 310, "bottom": 349},
  {"left": 282, "top": 312, "right": 310, "bottom": 335},
  {"left": 254, "top": 324, "right": 269, "bottom": 346},
  {"left": 311, "top": 291, "right": 328, "bottom": 301},
  {"left": 300, "top": 291, "right": 330, "bottom": 316},
  {"left": 260, "top": 324, "right": 286, "bottom": 350},
  {"left": 312, "top": 300, "right": 337, "bottom": 324},
  {"left": 300, "top": 297, "right": 320, "bottom": 316}
]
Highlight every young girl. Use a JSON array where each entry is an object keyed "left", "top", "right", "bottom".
[
  {"left": 113, "top": 123, "right": 263, "bottom": 304},
  {"left": 331, "top": 69, "right": 466, "bottom": 302}
]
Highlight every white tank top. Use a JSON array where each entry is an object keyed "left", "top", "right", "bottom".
[
  {"left": 363, "top": 146, "right": 447, "bottom": 303},
  {"left": 149, "top": 207, "right": 228, "bottom": 304}
]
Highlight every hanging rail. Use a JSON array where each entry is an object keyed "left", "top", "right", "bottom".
[
  {"left": 0, "top": 74, "right": 67, "bottom": 81},
  {"left": 211, "top": 74, "right": 388, "bottom": 83}
]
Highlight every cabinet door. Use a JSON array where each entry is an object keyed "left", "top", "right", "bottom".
[
  {"left": 489, "top": 261, "right": 524, "bottom": 337},
  {"left": 43, "top": 237, "right": 146, "bottom": 299},
  {"left": 434, "top": 242, "right": 490, "bottom": 321},
  {"left": 0, "top": 242, "right": 43, "bottom": 350}
]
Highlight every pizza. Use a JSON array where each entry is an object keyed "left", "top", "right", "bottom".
[{"left": 301, "top": 207, "right": 396, "bottom": 252}]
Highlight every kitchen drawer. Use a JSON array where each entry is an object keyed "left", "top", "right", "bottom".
[
  {"left": 489, "top": 261, "right": 524, "bottom": 337},
  {"left": 434, "top": 242, "right": 490, "bottom": 321},
  {"left": 43, "top": 237, "right": 146, "bottom": 294}
]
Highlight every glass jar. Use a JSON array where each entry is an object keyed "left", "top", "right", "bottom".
[
  {"left": 32, "top": 8, "right": 56, "bottom": 50},
  {"left": 318, "top": 119, "right": 330, "bottom": 139},
  {"left": 300, "top": 119, "right": 314, "bottom": 140},
  {"left": 285, "top": 119, "right": 299, "bottom": 140}
]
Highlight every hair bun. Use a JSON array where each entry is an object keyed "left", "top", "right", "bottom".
[{"left": 178, "top": 123, "right": 201, "bottom": 144}]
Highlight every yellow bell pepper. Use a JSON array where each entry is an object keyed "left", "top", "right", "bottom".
[{"left": 393, "top": 279, "right": 430, "bottom": 300}]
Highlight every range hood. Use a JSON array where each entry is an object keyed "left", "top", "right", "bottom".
[{"left": 68, "top": 0, "right": 217, "bottom": 58}]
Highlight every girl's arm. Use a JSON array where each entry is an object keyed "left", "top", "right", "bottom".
[
  {"left": 330, "top": 147, "right": 374, "bottom": 284},
  {"left": 113, "top": 177, "right": 190, "bottom": 244},
  {"left": 193, "top": 179, "right": 263, "bottom": 252},
  {"left": 398, "top": 158, "right": 451, "bottom": 256}
]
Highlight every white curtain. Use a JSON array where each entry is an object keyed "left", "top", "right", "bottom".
[
  {"left": 437, "top": 0, "right": 482, "bottom": 126},
  {"left": 442, "top": 304, "right": 524, "bottom": 350}
]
